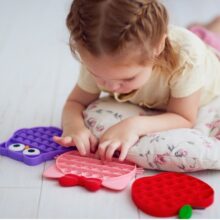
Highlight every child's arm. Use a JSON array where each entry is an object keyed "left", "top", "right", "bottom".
[
  {"left": 134, "top": 89, "right": 202, "bottom": 135},
  {"left": 98, "top": 89, "right": 201, "bottom": 161},
  {"left": 53, "top": 85, "right": 100, "bottom": 155}
]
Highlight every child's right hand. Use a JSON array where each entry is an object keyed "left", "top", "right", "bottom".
[{"left": 53, "top": 127, "right": 98, "bottom": 156}]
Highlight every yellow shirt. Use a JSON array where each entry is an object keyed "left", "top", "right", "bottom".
[{"left": 77, "top": 25, "right": 220, "bottom": 110}]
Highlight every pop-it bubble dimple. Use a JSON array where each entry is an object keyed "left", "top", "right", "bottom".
[
  {"left": 43, "top": 151, "right": 143, "bottom": 191},
  {"left": 0, "top": 126, "right": 75, "bottom": 166},
  {"left": 131, "top": 172, "right": 214, "bottom": 218}
]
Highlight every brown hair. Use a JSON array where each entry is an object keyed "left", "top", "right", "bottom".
[{"left": 66, "top": 0, "right": 179, "bottom": 73}]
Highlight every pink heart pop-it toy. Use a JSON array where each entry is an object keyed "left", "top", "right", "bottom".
[{"left": 43, "top": 151, "right": 143, "bottom": 191}]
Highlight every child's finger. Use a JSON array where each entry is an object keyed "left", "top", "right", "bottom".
[
  {"left": 82, "top": 137, "right": 90, "bottom": 155},
  {"left": 98, "top": 140, "right": 111, "bottom": 161},
  {"left": 53, "top": 136, "right": 73, "bottom": 147},
  {"left": 90, "top": 135, "right": 98, "bottom": 153},
  {"left": 53, "top": 136, "right": 64, "bottom": 145},
  {"left": 63, "top": 136, "right": 73, "bottom": 145},
  {"left": 53, "top": 135, "right": 61, "bottom": 141},
  {"left": 74, "top": 138, "right": 87, "bottom": 156},
  {"left": 119, "top": 144, "right": 130, "bottom": 161},
  {"left": 105, "top": 142, "right": 121, "bottom": 161}
]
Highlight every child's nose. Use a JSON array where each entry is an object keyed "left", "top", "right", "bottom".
[{"left": 104, "top": 81, "right": 120, "bottom": 91}]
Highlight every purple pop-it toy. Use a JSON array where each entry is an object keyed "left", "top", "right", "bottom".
[{"left": 0, "top": 126, "right": 75, "bottom": 166}]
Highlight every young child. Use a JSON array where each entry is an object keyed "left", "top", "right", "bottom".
[{"left": 53, "top": 0, "right": 220, "bottom": 162}]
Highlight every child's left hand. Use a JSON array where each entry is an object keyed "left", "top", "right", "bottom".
[{"left": 98, "top": 117, "right": 139, "bottom": 161}]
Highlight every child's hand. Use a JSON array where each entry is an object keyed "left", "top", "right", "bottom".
[
  {"left": 53, "top": 127, "right": 98, "bottom": 156},
  {"left": 98, "top": 118, "right": 139, "bottom": 161}
]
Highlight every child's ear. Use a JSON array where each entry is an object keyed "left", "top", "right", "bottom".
[{"left": 154, "top": 34, "right": 167, "bottom": 57}]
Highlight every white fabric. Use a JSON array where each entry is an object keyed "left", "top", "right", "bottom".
[{"left": 83, "top": 96, "right": 220, "bottom": 172}]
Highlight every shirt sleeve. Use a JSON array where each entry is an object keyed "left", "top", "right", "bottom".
[
  {"left": 77, "top": 65, "right": 101, "bottom": 94},
  {"left": 169, "top": 62, "right": 205, "bottom": 98}
]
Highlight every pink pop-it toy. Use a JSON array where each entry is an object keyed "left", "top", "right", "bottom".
[
  {"left": 131, "top": 172, "right": 214, "bottom": 218},
  {"left": 43, "top": 151, "right": 143, "bottom": 191}
]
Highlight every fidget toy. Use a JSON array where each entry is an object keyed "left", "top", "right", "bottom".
[
  {"left": 44, "top": 151, "right": 144, "bottom": 191},
  {"left": 131, "top": 172, "right": 214, "bottom": 218},
  {"left": 0, "top": 126, "right": 75, "bottom": 166}
]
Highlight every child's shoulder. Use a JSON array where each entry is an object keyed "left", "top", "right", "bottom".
[
  {"left": 168, "top": 25, "right": 205, "bottom": 47},
  {"left": 168, "top": 25, "right": 207, "bottom": 65}
]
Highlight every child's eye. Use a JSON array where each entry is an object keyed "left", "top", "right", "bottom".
[{"left": 124, "top": 77, "right": 136, "bottom": 82}]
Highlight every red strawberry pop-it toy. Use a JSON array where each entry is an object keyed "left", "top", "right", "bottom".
[{"left": 131, "top": 172, "right": 214, "bottom": 218}]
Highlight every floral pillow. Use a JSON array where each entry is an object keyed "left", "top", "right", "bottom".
[{"left": 83, "top": 96, "right": 220, "bottom": 172}]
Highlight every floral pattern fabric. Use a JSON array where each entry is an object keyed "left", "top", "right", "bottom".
[{"left": 83, "top": 96, "right": 220, "bottom": 172}]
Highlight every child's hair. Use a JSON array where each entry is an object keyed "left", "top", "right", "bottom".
[{"left": 66, "top": 0, "right": 179, "bottom": 73}]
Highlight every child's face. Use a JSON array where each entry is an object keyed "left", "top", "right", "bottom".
[{"left": 80, "top": 50, "right": 153, "bottom": 94}]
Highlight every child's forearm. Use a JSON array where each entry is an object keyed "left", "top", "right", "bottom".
[
  {"left": 62, "top": 101, "right": 86, "bottom": 131},
  {"left": 131, "top": 112, "right": 194, "bottom": 136}
]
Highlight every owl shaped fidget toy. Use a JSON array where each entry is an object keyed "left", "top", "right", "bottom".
[{"left": 0, "top": 126, "right": 75, "bottom": 165}]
